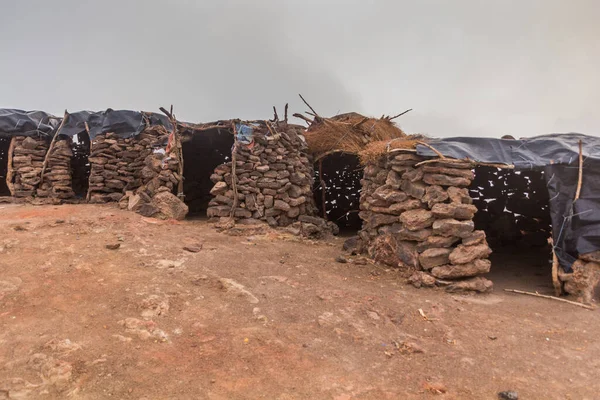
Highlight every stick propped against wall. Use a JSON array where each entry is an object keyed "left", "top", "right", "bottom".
[{"left": 5, "top": 137, "right": 17, "bottom": 196}]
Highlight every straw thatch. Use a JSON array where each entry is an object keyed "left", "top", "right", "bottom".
[{"left": 303, "top": 112, "right": 422, "bottom": 164}]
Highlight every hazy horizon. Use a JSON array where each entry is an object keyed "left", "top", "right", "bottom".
[{"left": 1, "top": 0, "right": 598, "bottom": 138}]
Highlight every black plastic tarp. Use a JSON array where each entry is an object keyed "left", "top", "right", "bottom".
[
  {"left": 0, "top": 108, "right": 174, "bottom": 140},
  {"left": 416, "top": 133, "right": 600, "bottom": 271},
  {"left": 0, "top": 109, "right": 60, "bottom": 138}
]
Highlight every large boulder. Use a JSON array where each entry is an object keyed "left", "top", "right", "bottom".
[
  {"left": 151, "top": 192, "right": 189, "bottom": 220},
  {"left": 449, "top": 243, "right": 492, "bottom": 264},
  {"left": 431, "top": 259, "right": 491, "bottom": 279}
]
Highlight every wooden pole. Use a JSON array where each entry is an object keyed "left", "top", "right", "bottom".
[
  {"left": 5, "top": 137, "right": 16, "bottom": 196},
  {"left": 229, "top": 122, "right": 239, "bottom": 218},
  {"left": 504, "top": 289, "right": 595, "bottom": 310},
  {"left": 574, "top": 140, "right": 583, "bottom": 201},
  {"left": 548, "top": 237, "right": 562, "bottom": 296},
  {"left": 84, "top": 122, "right": 93, "bottom": 202},
  {"left": 40, "top": 111, "right": 69, "bottom": 185},
  {"left": 159, "top": 106, "right": 184, "bottom": 197}
]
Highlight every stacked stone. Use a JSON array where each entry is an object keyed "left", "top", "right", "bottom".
[
  {"left": 207, "top": 125, "right": 318, "bottom": 227},
  {"left": 87, "top": 132, "right": 156, "bottom": 203},
  {"left": 119, "top": 147, "right": 188, "bottom": 220},
  {"left": 359, "top": 152, "right": 493, "bottom": 292},
  {"left": 10, "top": 136, "right": 49, "bottom": 197},
  {"left": 37, "top": 138, "right": 75, "bottom": 199}
]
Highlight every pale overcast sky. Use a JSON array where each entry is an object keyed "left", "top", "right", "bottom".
[{"left": 1, "top": 0, "right": 598, "bottom": 137}]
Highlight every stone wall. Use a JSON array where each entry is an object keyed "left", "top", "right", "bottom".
[
  {"left": 207, "top": 125, "right": 318, "bottom": 227},
  {"left": 88, "top": 131, "right": 160, "bottom": 203},
  {"left": 37, "top": 138, "right": 75, "bottom": 200},
  {"left": 9, "top": 136, "right": 49, "bottom": 198},
  {"left": 359, "top": 151, "right": 493, "bottom": 292}
]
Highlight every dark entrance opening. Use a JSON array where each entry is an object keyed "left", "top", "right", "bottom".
[
  {"left": 70, "top": 133, "right": 91, "bottom": 198},
  {"left": 0, "top": 137, "right": 10, "bottom": 196},
  {"left": 182, "top": 128, "right": 234, "bottom": 217},
  {"left": 314, "top": 152, "right": 363, "bottom": 233},
  {"left": 470, "top": 166, "right": 553, "bottom": 292}
]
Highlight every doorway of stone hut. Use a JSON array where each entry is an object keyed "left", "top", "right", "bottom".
[
  {"left": 314, "top": 152, "right": 363, "bottom": 234},
  {"left": 70, "top": 132, "right": 91, "bottom": 199},
  {"left": 470, "top": 166, "right": 553, "bottom": 293},
  {"left": 0, "top": 137, "right": 11, "bottom": 197},
  {"left": 182, "top": 128, "right": 234, "bottom": 217}
]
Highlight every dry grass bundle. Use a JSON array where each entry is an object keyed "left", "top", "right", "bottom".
[
  {"left": 358, "top": 138, "right": 422, "bottom": 164},
  {"left": 305, "top": 112, "right": 408, "bottom": 157},
  {"left": 304, "top": 111, "right": 425, "bottom": 165}
]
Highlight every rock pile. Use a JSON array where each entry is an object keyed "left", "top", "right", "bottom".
[
  {"left": 37, "top": 138, "right": 75, "bottom": 200},
  {"left": 119, "top": 148, "right": 188, "bottom": 220},
  {"left": 88, "top": 131, "right": 162, "bottom": 203},
  {"left": 559, "top": 254, "right": 600, "bottom": 304},
  {"left": 9, "top": 136, "right": 49, "bottom": 198},
  {"left": 207, "top": 125, "right": 318, "bottom": 227},
  {"left": 359, "top": 152, "right": 493, "bottom": 292}
]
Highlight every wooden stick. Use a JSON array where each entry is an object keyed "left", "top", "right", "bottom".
[
  {"left": 298, "top": 94, "right": 321, "bottom": 120},
  {"left": 40, "top": 110, "right": 69, "bottom": 185},
  {"left": 292, "top": 113, "right": 313, "bottom": 125},
  {"left": 574, "top": 140, "right": 583, "bottom": 201},
  {"left": 284, "top": 103, "right": 288, "bottom": 123},
  {"left": 319, "top": 159, "right": 327, "bottom": 219},
  {"left": 84, "top": 122, "right": 94, "bottom": 202},
  {"left": 229, "top": 122, "right": 239, "bottom": 218},
  {"left": 416, "top": 141, "right": 446, "bottom": 159},
  {"left": 160, "top": 106, "right": 184, "bottom": 197},
  {"left": 5, "top": 137, "right": 16, "bottom": 196},
  {"left": 387, "top": 109, "right": 413, "bottom": 120},
  {"left": 548, "top": 237, "right": 562, "bottom": 296},
  {"left": 272, "top": 106, "right": 279, "bottom": 122},
  {"left": 504, "top": 289, "right": 594, "bottom": 310}
]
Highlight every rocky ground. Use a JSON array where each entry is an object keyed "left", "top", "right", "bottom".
[{"left": 0, "top": 204, "right": 599, "bottom": 399}]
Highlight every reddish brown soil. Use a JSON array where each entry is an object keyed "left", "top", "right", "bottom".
[{"left": 0, "top": 204, "right": 599, "bottom": 399}]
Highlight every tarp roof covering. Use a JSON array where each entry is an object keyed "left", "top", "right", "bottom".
[
  {"left": 0, "top": 108, "right": 173, "bottom": 140},
  {"left": 416, "top": 133, "right": 600, "bottom": 271},
  {"left": 0, "top": 109, "right": 61, "bottom": 138}
]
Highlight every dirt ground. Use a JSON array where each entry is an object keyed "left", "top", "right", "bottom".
[{"left": 0, "top": 204, "right": 599, "bottom": 400}]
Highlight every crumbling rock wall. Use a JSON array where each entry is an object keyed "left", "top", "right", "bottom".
[
  {"left": 10, "top": 136, "right": 49, "bottom": 198},
  {"left": 119, "top": 148, "right": 188, "bottom": 220},
  {"left": 37, "top": 138, "right": 75, "bottom": 200},
  {"left": 358, "top": 152, "right": 493, "bottom": 292},
  {"left": 207, "top": 126, "right": 318, "bottom": 227}
]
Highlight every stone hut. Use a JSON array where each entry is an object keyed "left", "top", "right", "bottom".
[
  {"left": 202, "top": 117, "right": 320, "bottom": 228},
  {"left": 304, "top": 109, "right": 600, "bottom": 304},
  {"left": 0, "top": 110, "right": 59, "bottom": 200}
]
